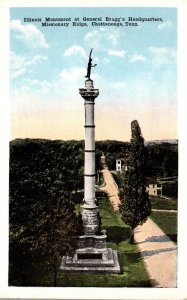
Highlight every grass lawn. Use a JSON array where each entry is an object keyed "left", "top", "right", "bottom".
[
  {"left": 150, "top": 195, "right": 177, "bottom": 210},
  {"left": 57, "top": 193, "right": 151, "bottom": 287},
  {"left": 150, "top": 211, "right": 177, "bottom": 244}
]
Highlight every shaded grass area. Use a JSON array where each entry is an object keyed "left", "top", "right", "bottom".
[
  {"left": 150, "top": 195, "right": 177, "bottom": 210},
  {"left": 150, "top": 211, "right": 177, "bottom": 244},
  {"left": 58, "top": 194, "right": 152, "bottom": 287}
]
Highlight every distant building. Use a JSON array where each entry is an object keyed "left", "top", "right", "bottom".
[
  {"left": 116, "top": 158, "right": 128, "bottom": 172},
  {"left": 147, "top": 178, "right": 162, "bottom": 196}
]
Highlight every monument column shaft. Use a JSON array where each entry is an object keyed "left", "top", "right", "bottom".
[
  {"left": 84, "top": 101, "right": 96, "bottom": 205},
  {"left": 79, "top": 80, "right": 99, "bottom": 235}
]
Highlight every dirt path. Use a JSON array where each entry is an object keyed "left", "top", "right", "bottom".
[
  {"left": 99, "top": 155, "right": 177, "bottom": 287},
  {"left": 99, "top": 156, "right": 120, "bottom": 210},
  {"left": 134, "top": 219, "right": 177, "bottom": 287}
]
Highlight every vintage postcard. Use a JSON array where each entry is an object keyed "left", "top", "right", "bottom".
[{"left": 0, "top": 0, "right": 187, "bottom": 299}]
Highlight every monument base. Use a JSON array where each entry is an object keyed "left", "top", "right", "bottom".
[
  {"left": 60, "top": 248, "right": 120, "bottom": 274},
  {"left": 59, "top": 234, "right": 120, "bottom": 274}
]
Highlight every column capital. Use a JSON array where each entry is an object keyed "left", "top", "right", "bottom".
[
  {"left": 79, "top": 79, "right": 99, "bottom": 100},
  {"left": 79, "top": 89, "right": 99, "bottom": 100}
]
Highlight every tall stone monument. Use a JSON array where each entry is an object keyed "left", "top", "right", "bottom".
[{"left": 60, "top": 49, "right": 120, "bottom": 273}]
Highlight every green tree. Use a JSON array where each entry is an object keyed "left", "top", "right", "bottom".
[
  {"left": 9, "top": 139, "right": 81, "bottom": 286},
  {"left": 119, "top": 120, "right": 151, "bottom": 244},
  {"left": 9, "top": 193, "right": 80, "bottom": 286}
]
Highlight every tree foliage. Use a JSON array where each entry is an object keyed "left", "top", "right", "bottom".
[
  {"left": 96, "top": 140, "right": 178, "bottom": 177},
  {"left": 96, "top": 140, "right": 129, "bottom": 170},
  {"left": 146, "top": 143, "right": 178, "bottom": 178},
  {"left": 9, "top": 139, "right": 85, "bottom": 286},
  {"left": 162, "top": 180, "right": 178, "bottom": 198},
  {"left": 119, "top": 121, "right": 151, "bottom": 243}
]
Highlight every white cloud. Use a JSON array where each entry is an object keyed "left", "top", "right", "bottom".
[
  {"left": 102, "top": 57, "right": 110, "bottom": 65},
  {"left": 84, "top": 28, "right": 120, "bottom": 49},
  {"left": 113, "top": 81, "right": 127, "bottom": 89},
  {"left": 149, "top": 47, "right": 176, "bottom": 57},
  {"left": 11, "top": 65, "right": 95, "bottom": 115},
  {"left": 108, "top": 49, "right": 125, "bottom": 57},
  {"left": 10, "top": 51, "right": 48, "bottom": 79},
  {"left": 84, "top": 30, "right": 103, "bottom": 49},
  {"left": 129, "top": 54, "right": 146, "bottom": 63},
  {"left": 59, "top": 67, "right": 86, "bottom": 82},
  {"left": 84, "top": 30, "right": 98, "bottom": 40},
  {"left": 26, "top": 79, "right": 52, "bottom": 93},
  {"left": 64, "top": 45, "right": 87, "bottom": 58},
  {"left": 10, "top": 19, "right": 49, "bottom": 49},
  {"left": 149, "top": 47, "right": 176, "bottom": 67},
  {"left": 10, "top": 80, "right": 54, "bottom": 115},
  {"left": 107, "top": 32, "right": 120, "bottom": 45},
  {"left": 158, "top": 20, "right": 173, "bottom": 30}
]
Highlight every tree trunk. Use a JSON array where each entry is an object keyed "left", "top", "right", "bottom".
[{"left": 129, "top": 227, "right": 135, "bottom": 244}]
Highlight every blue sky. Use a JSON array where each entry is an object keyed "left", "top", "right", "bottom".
[{"left": 10, "top": 7, "right": 177, "bottom": 141}]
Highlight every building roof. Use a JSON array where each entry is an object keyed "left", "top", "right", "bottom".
[{"left": 116, "top": 158, "right": 126, "bottom": 162}]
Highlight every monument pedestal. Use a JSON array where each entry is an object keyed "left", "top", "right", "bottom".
[{"left": 60, "top": 232, "right": 120, "bottom": 273}]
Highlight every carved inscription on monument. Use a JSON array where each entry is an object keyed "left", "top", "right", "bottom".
[{"left": 82, "top": 210, "right": 98, "bottom": 225}]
